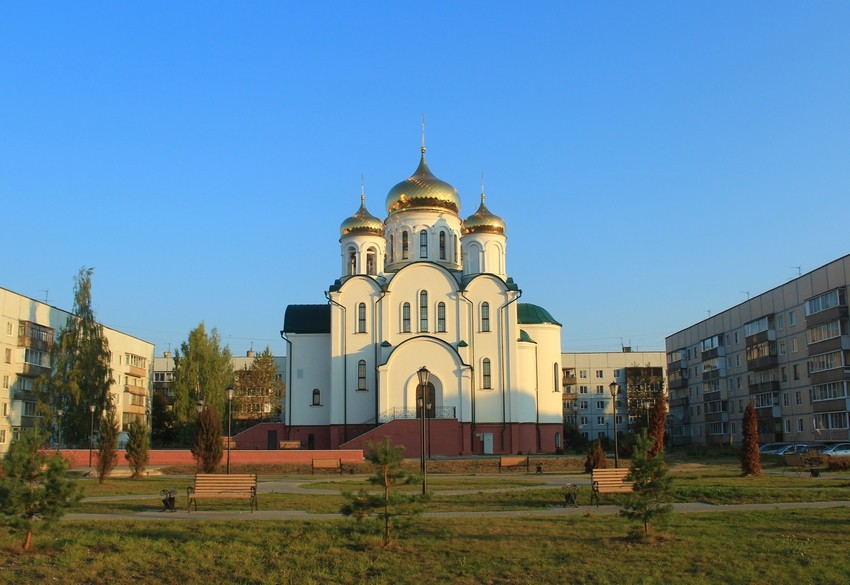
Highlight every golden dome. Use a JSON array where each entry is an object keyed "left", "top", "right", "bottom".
[
  {"left": 340, "top": 195, "right": 384, "bottom": 237},
  {"left": 385, "top": 149, "right": 461, "bottom": 215},
  {"left": 463, "top": 193, "right": 505, "bottom": 235}
]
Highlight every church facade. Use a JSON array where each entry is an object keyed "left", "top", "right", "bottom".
[{"left": 282, "top": 146, "right": 564, "bottom": 456}]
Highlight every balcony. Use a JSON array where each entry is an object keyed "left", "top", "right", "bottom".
[
  {"left": 747, "top": 354, "right": 778, "bottom": 371},
  {"left": 745, "top": 329, "right": 776, "bottom": 345},
  {"left": 124, "top": 384, "right": 148, "bottom": 397},
  {"left": 701, "top": 346, "right": 725, "bottom": 361},
  {"left": 702, "top": 369, "right": 722, "bottom": 382},
  {"left": 669, "top": 376, "right": 688, "bottom": 390},
  {"left": 703, "top": 390, "right": 722, "bottom": 403},
  {"left": 806, "top": 305, "right": 848, "bottom": 328},
  {"left": 667, "top": 358, "right": 687, "bottom": 372},
  {"left": 126, "top": 364, "right": 147, "bottom": 378},
  {"left": 806, "top": 335, "right": 850, "bottom": 355},
  {"left": 810, "top": 367, "right": 850, "bottom": 386},
  {"left": 748, "top": 380, "right": 780, "bottom": 394},
  {"left": 562, "top": 375, "right": 577, "bottom": 386},
  {"left": 669, "top": 396, "right": 689, "bottom": 408},
  {"left": 19, "top": 362, "right": 51, "bottom": 378},
  {"left": 13, "top": 389, "right": 37, "bottom": 402},
  {"left": 705, "top": 411, "right": 729, "bottom": 424},
  {"left": 17, "top": 335, "right": 50, "bottom": 352}
]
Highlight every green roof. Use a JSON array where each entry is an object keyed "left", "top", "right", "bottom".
[
  {"left": 518, "top": 329, "right": 536, "bottom": 343},
  {"left": 283, "top": 304, "right": 331, "bottom": 334},
  {"left": 517, "top": 303, "right": 562, "bottom": 327}
]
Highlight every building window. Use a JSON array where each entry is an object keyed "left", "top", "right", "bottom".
[
  {"left": 347, "top": 248, "right": 357, "bottom": 275},
  {"left": 419, "top": 291, "right": 428, "bottom": 332},
  {"left": 797, "top": 418, "right": 804, "bottom": 432},
  {"left": 777, "top": 314, "right": 784, "bottom": 330},
  {"left": 791, "top": 338, "right": 798, "bottom": 353},
  {"left": 595, "top": 370, "right": 603, "bottom": 378},
  {"left": 358, "top": 360, "right": 367, "bottom": 391},
  {"left": 366, "top": 249, "right": 376, "bottom": 275},
  {"left": 554, "top": 363, "right": 560, "bottom": 392},
  {"left": 482, "top": 358, "right": 492, "bottom": 389},
  {"left": 597, "top": 416, "right": 605, "bottom": 425},
  {"left": 439, "top": 231, "right": 446, "bottom": 259},
  {"left": 596, "top": 400, "right": 605, "bottom": 409},
  {"left": 580, "top": 370, "right": 587, "bottom": 379},
  {"left": 5, "top": 348, "right": 11, "bottom": 364},
  {"left": 419, "top": 230, "right": 428, "bottom": 258},
  {"left": 437, "top": 302, "right": 446, "bottom": 332},
  {"left": 312, "top": 389, "right": 321, "bottom": 406},
  {"left": 0, "top": 429, "right": 4, "bottom": 444},
  {"left": 779, "top": 341, "right": 786, "bottom": 355},
  {"left": 789, "top": 310, "right": 797, "bottom": 327},
  {"left": 402, "top": 231, "right": 409, "bottom": 260},
  {"left": 402, "top": 303, "right": 411, "bottom": 333},
  {"left": 782, "top": 392, "right": 789, "bottom": 407},
  {"left": 388, "top": 235, "right": 394, "bottom": 263},
  {"left": 596, "top": 385, "right": 604, "bottom": 394},
  {"left": 1, "top": 375, "right": 7, "bottom": 389},
  {"left": 579, "top": 385, "right": 588, "bottom": 394},
  {"left": 357, "top": 303, "right": 367, "bottom": 333},
  {"left": 481, "top": 302, "right": 490, "bottom": 332},
  {"left": 784, "top": 419, "right": 791, "bottom": 433},
  {"left": 795, "top": 391, "right": 802, "bottom": 406}
]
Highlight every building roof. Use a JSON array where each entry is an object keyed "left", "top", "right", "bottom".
[
  {"left": 517, "top": 303, "right": 562, "bottom": 327},
  {"left": 283, "top": 304, "right": 331, "bottom": 334}
]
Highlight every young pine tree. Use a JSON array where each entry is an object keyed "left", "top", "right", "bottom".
[
  {"left": 96, "top": 397, "right": 120, "bottom": 484},
  {"left": 125, "top": 419, "right": 150, "bottom": 479},
  {"left": 192, "top": 405, "right": 223, "bottom": 473},
  {"left": 620, "top": 430, "right": 673, "bottom": 536},
  {"left": 340, "top": 436, "right": 423, "bottom": 547},
  {"left": 741, "top": 402, "right": 761, "bottom": 476},
  {"left": 0, "top": 428, "right": 82, "bottom": 550},
  {"left": 584, "top": 439, "right": 609, "bottom": 473}
]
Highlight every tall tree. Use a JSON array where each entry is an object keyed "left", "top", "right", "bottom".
[
  {"left": 233, "top": 347, "right": 285, "bottom": 423},
  {"left": 647, "top": 391, "right": 667, "bottom": 457},
  {"left": 171, "top": 323, "right": 233, "bottom": 425},
  {"left": 95, "top": 396, "right": 119, "bottom": 484},
  {"left": 0, "top": 428, "right": 82, "bottom": 550},
  {"left": 620, "top": 431, "right": 673, "bottom": 535},
  {"left": 125, "top": 419, "right": 150, "bottom": 479},
  {"left": 191, "top": 405, "right": 223, "bottom": 473},
  {"left": 41, "top": 268, "right": 113, "bottom": 447},
  {"left": 625, "top": 364, "right": 664, "bottom": 433},
  {"left": 741, "top": 402, "right": 761, "bottom": 476}
]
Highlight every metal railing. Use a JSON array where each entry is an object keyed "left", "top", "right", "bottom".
[{"left": 367, "top": 406, "right": 457, "bottom": 425}]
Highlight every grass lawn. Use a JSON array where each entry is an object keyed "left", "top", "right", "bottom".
[{"left": 1, "top": 510, "right": 848, "bottom": 584}]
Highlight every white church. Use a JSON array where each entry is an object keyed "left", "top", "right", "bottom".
[{"left": 282, "top": 144, "right": 564, "bottom": 456}]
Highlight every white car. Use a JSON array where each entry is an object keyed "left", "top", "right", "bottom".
[
  {"left": 759, "top": 442, "right": 790, "bottom": 454},
  {"left": 822, "top": 443, "right": 850, "bottom": 457}
]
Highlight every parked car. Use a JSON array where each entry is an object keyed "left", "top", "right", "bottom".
[
  {"left": 822, "top": 443, "right": 850, "bottom": 457},
  {"left": 775, "top": 443, "right": 827, "bottom": 456},
  {"left": 759, "top": 442, "right": 791, "bottom": 454}
]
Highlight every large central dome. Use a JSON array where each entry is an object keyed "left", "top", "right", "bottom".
[{"left": 385, "top": 148, "right": 461, "bottom": 215}]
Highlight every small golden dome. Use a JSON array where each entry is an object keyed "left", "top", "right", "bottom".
[
  {"left": 385, "top": 149, "right": 461, "bottom": 215},
  {"left": 463, "top": 193, "right": 505, "bottom": 235},
  {"left": 340, "top": 195, "right": 384, "bottom": 237}
]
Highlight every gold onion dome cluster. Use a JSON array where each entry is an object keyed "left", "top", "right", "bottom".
[
  {"left": 340, "top": 195, "right": 384, "bottom": 237},
  {"left": 385, "top": 149, "right": 461, "bottom": 215},
  {"left": 463, "top": 193, "right": 506, "bottom": 235}
]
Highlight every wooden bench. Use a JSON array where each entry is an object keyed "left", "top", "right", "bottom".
[
  {"left": 311, "top": 458, "right": 342, "bottom": 475},
  {"left": 498, "top": 455, "right": 529, "bottom": 473},
  {"left": 279, "top": 440, "right": 302, "bottom": 449},
  {"left": 186, "top": 473, "right": 257, "bottom": 512},
  {"left": 590, "top": 467, "right": 633, "bottom": 507},
  {"left": 784, "top": 453, "right": 823, "bottom": 477}
]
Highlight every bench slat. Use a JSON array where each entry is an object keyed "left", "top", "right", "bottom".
[
  {"left": 590, "top": 468, "right": 634, "bottom": 506},
  {"left": 187, "top": 474, "right": 258, "bottom": 512}
]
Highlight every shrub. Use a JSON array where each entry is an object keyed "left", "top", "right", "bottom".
[
  {"left": 827, "top": 456, "right": 850, "bottom": 471},
  {"left": 584, "top": 439, "right": 609, "bottom": 473},
  {"left": 96, "top": 397, "right": 120, "bottom": 484},
  {"left": 125, "top": 419, "right": 150, "bottom": 479}
]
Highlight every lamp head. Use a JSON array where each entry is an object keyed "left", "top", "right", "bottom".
[
  {"left": 417, "top": 366, "right": 430, "bottom": 387},
  {"left": 226, "top": 384, "right": 235, "bottom": 401},
  {"left": 609, "top": 381, "right": 619, "bottom": 397}
]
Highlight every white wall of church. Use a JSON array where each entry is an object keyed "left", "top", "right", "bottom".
[{"left": 287, "top": 333, "right": 331, "bottom": 426}]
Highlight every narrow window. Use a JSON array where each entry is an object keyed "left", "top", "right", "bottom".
[
  {"left": 357, "top": 303, "right": 366, "bottom": 333},
  {"left": 420, "top": 229, "right": 428, "bottom": 258},
  {"left": 481, "top": 302, "right": 490, "bottom": 332},
  {"left": 437, "top": 302, "right": 446, "bottom": 332},
  {"left": 358, "top": 360, "right": 367, "bottom": 391},
  {"left": 402, "top": 303, "right": 411, "bottom": 333},
  {"left": 439, "top": 231, "right": 446, "bottom": 259},
  {"left": 554, "top": 363, "right": 560, "bottom": 392},
  {"left": 389, "top": 235, "right": 394, "bottom": 263},
  {"left": 312, "top": 389, "right": 321, "bottom": 406},
  {"left": 483, "top": 358, "right": 492, "bottom": 389},
  {"left": 402, "top": 231, "right": 409, "bottom": 259},
  {"left": 347, "top": 248, "right": 356, "bottom": 275},
  {"left": 366, "top": 249, "right": 376, "bottom": 275},
  {"left": 419, "top": 291, "right": 428, "bottom": 332}
]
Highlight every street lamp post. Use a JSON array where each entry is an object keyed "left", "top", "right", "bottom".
[
  {"left": 226, "top": 385, "right": 235, "bottom": 474},
  {"left": 609, "top": 381, "right": 620, "bottom": 468},
  {"left": 88, "top": 404, "right": 96, "bottom": 468},
  {"left": 56, "top": 408, "right": 63, "bottom": 453},
  {"left": 417, "top": 366, "right": 431, "bottom": 495}
]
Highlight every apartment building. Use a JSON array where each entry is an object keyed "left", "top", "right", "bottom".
[
  {"left": 665, "top": 254, "right": 850, "bottom": 447},
  {"left": 561, "top": 350, "right": 666, "bottom": 442},
  {"left": 0, "top": 287, "right": 154, "bottom": 453}
]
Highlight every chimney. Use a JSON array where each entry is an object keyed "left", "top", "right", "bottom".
[
  {"left": 163, "top": 351, "right": 172, "bottom": 358},
  {"left": 622, "top": 346, "right": 631, "bottom": 353},
  {"left": 246, "top": 350, "right": 255, "bottom": 358}
]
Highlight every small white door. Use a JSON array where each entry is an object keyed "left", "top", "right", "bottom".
[{"left": 482, "top": 433, "right": 494, "bottom": 455}]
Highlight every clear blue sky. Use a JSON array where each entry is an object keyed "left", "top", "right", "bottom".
[{"left": 3, "top": 2, "right": 849, "bottom": 357}]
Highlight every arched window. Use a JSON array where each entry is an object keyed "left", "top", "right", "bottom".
[
  {"left": 481, "top": 302, "right": 490, "bottom": 332},
  {"left": 419, "top": 291, "right": 428, "bottom": 332},
  {"left": 420, "top": 229, "right": 428, "bottom": 258},
  {"left": 357, "top": 303, "right": 366, "bottom": 333},
  {"left": 482, "top": 358, "right": 492, "bottom": 389},
  {"left": 388, "top": 235, "right": 394, "bottom": 263},
  {"left": 358, "top": 360, "right": 367, "bottom": 391},
  {"left": 366, "top": 249, "right": 376, "bottom": 275},
  {"left": 402, "top": 231, "right": 409, "bottom": 260},
  {"left": 554, "top": 363, "right": 560, "bottom": 392},
  {"left": 312, "top": 389, "right": 321, "bottom": 406},
  {"left": 437, "top": 302, "right": 446, "bottom": 332},
  {"left": 439, "top": 231, "right": 446, "bottom": 259},
  {"left": 402, "top": 303, "right": 411, "bottom": 333},
  {"left": 347, "top": 248, "right": 357, "bottom": 275},
  {"left": 454, "top": 235, "right": 458, "bottom": 262}
]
